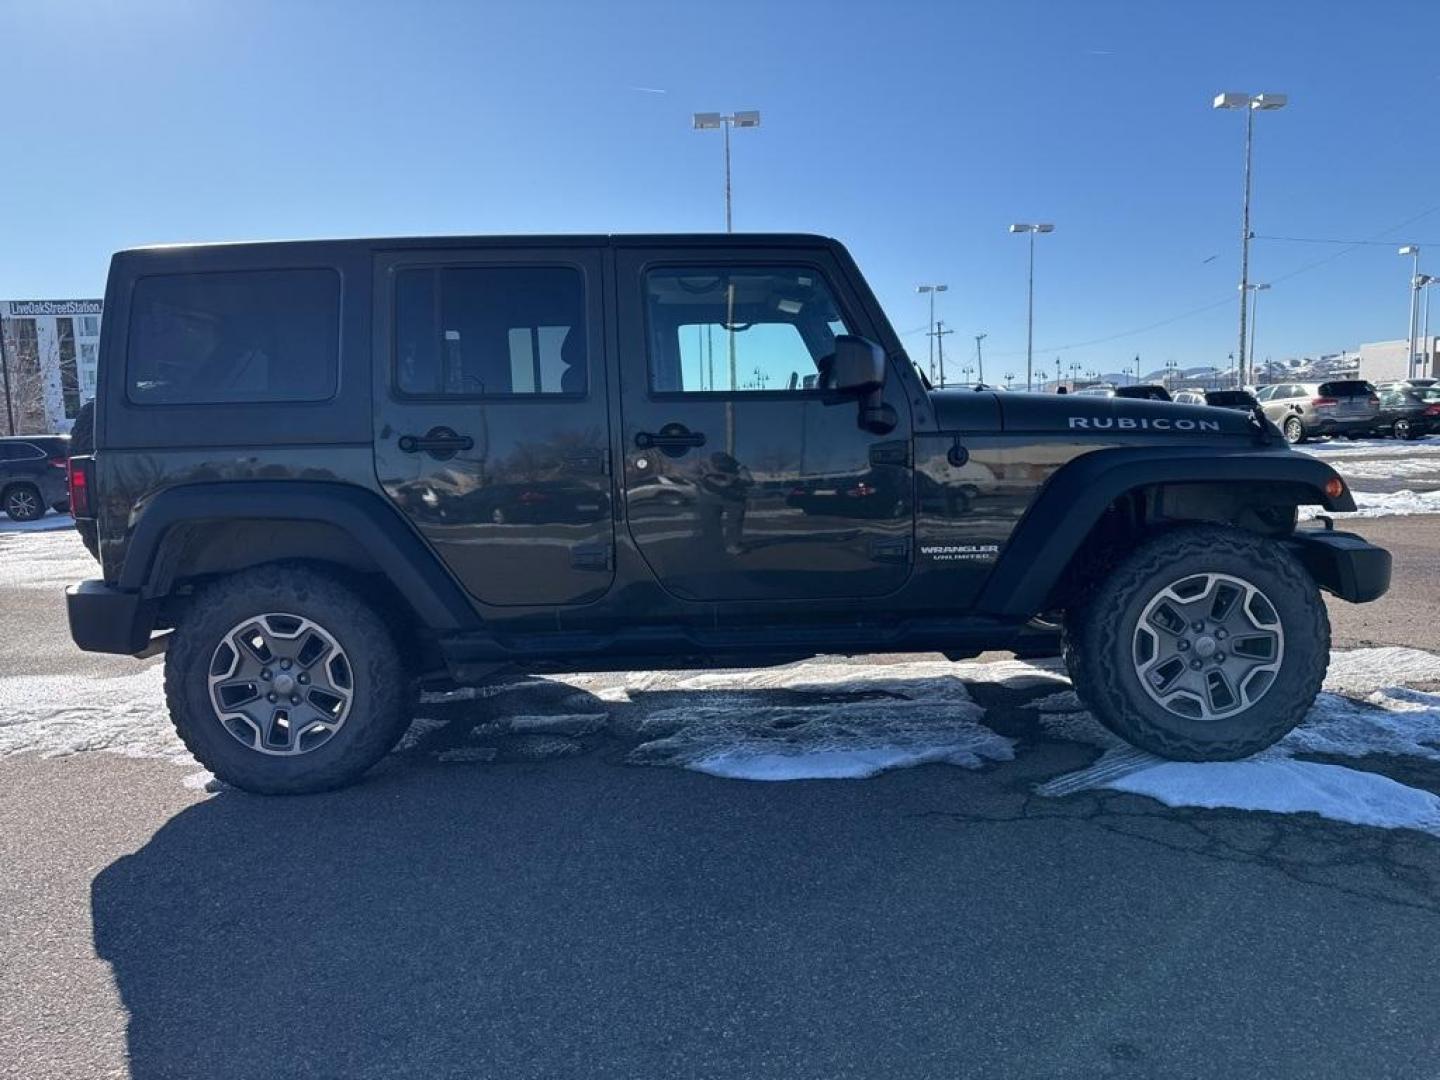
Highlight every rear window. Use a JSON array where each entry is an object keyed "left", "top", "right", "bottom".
[
  {"left": 1318, "top": 380, "right": 1375, "bottom": 398},
  {"left": 127, "top": 269, "right": 341, "bottom": 405},
  {"left": 1205, "top": 391, "right": 1255, "bottom": 407}
]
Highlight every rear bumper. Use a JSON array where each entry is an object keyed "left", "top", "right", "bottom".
[
  {"left": 1286, "top": 529, "right": 1391, "bottom": 604},
  {"left": 66, "top": 580, "right": 157, "bottom": 654},
  {"left": 1312, "top": 416, "right": 1378, "bottom": 436}
]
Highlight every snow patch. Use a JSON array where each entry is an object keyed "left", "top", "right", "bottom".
[
  {"left": 1300, "top": 489, "right": 1440, "bottom": 520},
  {"left": 0, "top": 511, "right": 75, "bottom": 534}
]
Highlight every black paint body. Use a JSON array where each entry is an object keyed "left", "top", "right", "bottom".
[{"left": 70, "top": 234, "right": 1378, "bottom": 671}]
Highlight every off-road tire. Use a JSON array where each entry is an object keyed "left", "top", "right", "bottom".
[
  {"left": 1062, "top": 525, "right": 1329, "bottom": 761},
  {"left": 164, "top": 564, "right": 410, "bottom": 794},
  {"left": 3, "top": 483, "right": 44, "bottom": 521}
]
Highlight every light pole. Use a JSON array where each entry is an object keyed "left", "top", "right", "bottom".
[
  {"left": 916, "top": 284, "right": 948, "bottom": 383},
  {"left": 1420, "top": 274, "right": 1439, "bottom": 378},
  {"left": 1244, "top": 283, "right": 1270, "bottom": 379},
  {"left": 1004, "top": 372, "right": 1015, "bottom": 389},
  {"left": 692, "top": 110, "right": 761, "bottom": 232},
  {"left": 1213, "top": 91, "right": 1287, "bottom": 388},
  {"left": 1009, "top": 223, "right": 1054, "bottom": 391},
  {"left": 1400, "top": 245, "right": 1422, "bottom": 377},
  {"left": 974, "top": 332, "right": 987, "bottom": 384}
]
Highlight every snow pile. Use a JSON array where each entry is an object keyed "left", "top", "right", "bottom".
[
  {"left": 0, "top": 665, "right": 187, "bottom": 761},
  {"left": 1034, "top": 647, "right": 1440, "bottom": 836},
  {"left": 0, "top": 511, "right": 75, "bottom": 534},
  {"left": 1300, "top": 489, "right": 1440, "bottom": 520}
]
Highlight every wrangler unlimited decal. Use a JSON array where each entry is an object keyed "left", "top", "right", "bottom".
[{"left": 1068, "top": 416, "right": 1222, "bottom": 432}]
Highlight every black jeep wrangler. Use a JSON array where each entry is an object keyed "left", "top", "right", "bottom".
[{"left": 66, "top": 234, "right": 1390, "bottom": 794}]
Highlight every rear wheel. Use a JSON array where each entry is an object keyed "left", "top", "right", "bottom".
[
  {"left": 3, "top": 483, "right": 44, "bottom": 521},
  {"left": 1064, "top": 525, "right": 1328, "bottom": 761},
  {"left": 164, "top": 565, "right": 410, "bottom": 794},
  {"left": 1394, "top": 418, "right": 1414, "bottom": 440},
  {"left": 1282, "top": 416, "right": 1305, "bottom": 444}
]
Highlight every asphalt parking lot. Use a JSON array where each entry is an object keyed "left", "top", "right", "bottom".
[{"left": 4, "top": 515, "right": 1440, "bottom": 1079}]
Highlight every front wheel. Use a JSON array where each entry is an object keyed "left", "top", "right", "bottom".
[
  {"left": 1394, "top": 418, "right": 1414, "bottom": 440},
  {"left": 164, "top": 565, "right": 411, "bottom": 794},
  {"left": 1064, "top": 525, "right": 1329, "bottom": 761},
  {"left": 1282, "top": 416, "right": 1305, "bottom": 444}
]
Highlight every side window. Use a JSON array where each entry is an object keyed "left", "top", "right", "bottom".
[
  {"left": 0, "top": 442, "right": 40, "bottom": 461},
  {"left": 394, "top": 266, "right": 585, "bottom": 397},
  {"left": 128, "top": 269, "right": 340, "bottom": 405},
  {"left": 644, "top": 266, "right": 853, "bottom": 393}
]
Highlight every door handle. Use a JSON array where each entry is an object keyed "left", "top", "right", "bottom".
[
  {"left": 398, "top": 426, "right": 474, "bottom": 460},
  {"left": 635, "top": 424, "right": 707, "bottom": 455}
]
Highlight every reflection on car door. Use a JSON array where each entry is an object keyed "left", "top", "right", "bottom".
[
  {"left": 373, "top": 247, "right": 616, "bottom": 607},
  {"left": 615, "top": 248, "right": 914, "bottom": 603}
]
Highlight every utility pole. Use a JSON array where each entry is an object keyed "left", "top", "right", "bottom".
[
  {"left": 1004, "top": 372, "right": 1014, "bottom": 389},
  {"left": 0, "top": 304, "right": 13, "bottom": 436},
  {"left": 974, "top": 332, "right": 987, "bottom": 385},
  {"left": 930, "top": 320, "right": 953, "bottom": 387},
  {"left": 917, "top": 285, "right": 948, "bottom": 383},
  {"left": 1055, "top": 356, "right": 1061, "bottom": 388},
  {"left": 1401, "top": 246, "right": 1422, "bottom": 378}
]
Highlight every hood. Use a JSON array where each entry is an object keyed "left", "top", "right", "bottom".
[{"left": 930, "top": 389, "right": 1266, "bottom": 440}]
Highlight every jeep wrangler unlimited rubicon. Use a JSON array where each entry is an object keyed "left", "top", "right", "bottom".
[{"left": 65, "top": 234, "right": 1391, "bottom": 794}]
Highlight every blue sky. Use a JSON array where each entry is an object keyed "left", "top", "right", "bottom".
[{"left": 5, "top": 0, "right": 1440, "bottom": 382}]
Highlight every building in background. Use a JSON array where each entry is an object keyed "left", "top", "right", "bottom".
[
  {"left": 1357, "top": 337, "right": 1437, "bottom": 385},
  {"left": 0, "top": 299, "right": 102, "bottom": 435}
]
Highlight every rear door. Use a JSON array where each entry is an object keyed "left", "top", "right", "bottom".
[
  {"left": 373, "top": 247, "right": 615, "bottom": 607},
  {"left": 613, "top": 245, "right": 914, "bottom": 603}
]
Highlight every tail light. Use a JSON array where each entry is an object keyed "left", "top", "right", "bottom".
[
  {"left": 1368, "top": 395, "right": 1380, "bottom": 407},
  {"left": 47, "top": 455, "right": 67, "bottom": 470},
  {"left": 1425, "top": 404, "right": 1440, "bottom": 416},
  {"left": 67, "top": 457, "right": 93, "bottom": 518},
  {"left": 1311, "top": 396, "right": 1338, "bottom": 409}
]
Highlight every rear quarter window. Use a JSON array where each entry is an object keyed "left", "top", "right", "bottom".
[
  {"left": 1319, "top": 380, "right": 1375, "bottom": 397},
  {"left": 127, "top": 268, "right": 341, "bottom": 405}
]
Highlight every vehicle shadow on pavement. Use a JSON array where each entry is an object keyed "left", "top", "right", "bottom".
[{"left": 91, "top": 676, "right": 1440, "bottom": 1080}]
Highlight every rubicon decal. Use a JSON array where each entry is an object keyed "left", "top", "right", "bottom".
[
  {"left": 1068, "top": 416, "right": 1222, "bottom": 432},
  {"left": 920, "top": 543, "right": 1000, "bottom": 562}
]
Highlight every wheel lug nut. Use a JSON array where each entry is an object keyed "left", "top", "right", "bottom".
[
  {"left": 1176, "top": 639, "right": 1190, "bottom": 651},
  {"left": 261, "top": 669, "right": 272, "bottom": 680},
  {"left": 290, "top": 694, "right": 301, "bottom": 705},
  {"left": 1214, "top": 652, "right": 1226, "bottom": 663},
  {"left": 298, "top": 673, "right": 309, "bottom": 685},
  {"left": 1190, "top": 659, "right": 1203, "bottom": 671},
  {"left": 280, "top": 659, "right": 292, "bottom": 671},
  {"left": 1215, "top": 629, "right": 1228, "bottom": 640},
  {"left": 267, "top": 692, "right": 277, "bottom": 703},
  {"left": 1191, "top": 620, "right": 1205, "bottom": 631}
]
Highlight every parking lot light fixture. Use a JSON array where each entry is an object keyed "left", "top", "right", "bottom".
[
  {"left": 1009, "top": 223, "right": 1055, "bottom": 391},
  {"left": 1214, "top": 91, "right": 1287, "bottom": 387},
  {"left": 1400, "top": 246, "right": 1423, "bottom": 377},
  {"left": 692, "top": 110, "right": 761, "bottom": 232}
]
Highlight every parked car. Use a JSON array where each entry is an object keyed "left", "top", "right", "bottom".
[
  {"left": 0, "top": 434, "right": 70, "bottom": 521},
  {"left": 65, "top": 232, "right": 1388, "bottom": 793},
  {"left": 1172, "top": 390, "right": 1206, "bottom": 406},
  {"left": 1254, "top": 380, "right": 1380, "bottom": 443},
  {"left": 1071, "top": 384, "right": 1173, "bottom": 402},
  {"left": 1376, "top": 383, "right": 1440, "bottom": 439},
  {"left": 1204, "top": 389, "right": 1261, "bottom": 412}
]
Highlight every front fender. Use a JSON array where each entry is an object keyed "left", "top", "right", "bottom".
[{"left": 974, "top": 446, "right": 1354, "bottom": 618}]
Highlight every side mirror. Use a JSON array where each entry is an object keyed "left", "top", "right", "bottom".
[{"left": 830, "top": 335, "right": 886, "bottom": 396}]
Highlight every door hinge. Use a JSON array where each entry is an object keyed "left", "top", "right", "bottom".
[
  {"left": 868, "top": 536, "right": 912, "bottom": 564},
  {"left": 868, "top": 439, "right": 911, "bottom": 468},
  {"left": 570, "top": 543, "right": 613, "bottom": 572}
]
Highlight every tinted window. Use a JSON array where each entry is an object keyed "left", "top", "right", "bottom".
[
  {"left": 644, "top": 267, "right": 853, "bottom": 393},
  {"left": 0, "top": 442, "right": 41, "bottom": 461},
  {"left": 1319, "top": 380, "right": 1375, "bottom": 398},
  {"left": 128, "top": 269, "right": 340, "bottom": 405},
  {"left": 394, "top": 266, "right": 585, "bottom": 397}
]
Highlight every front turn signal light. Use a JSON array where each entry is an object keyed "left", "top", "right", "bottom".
[{"left": 1324, "top": 476, "right": 1345, "bottom": 500}]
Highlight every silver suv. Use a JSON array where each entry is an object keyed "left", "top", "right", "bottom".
[{"left": 1255, "top": 380, "right": 1379, "bottom": 443}]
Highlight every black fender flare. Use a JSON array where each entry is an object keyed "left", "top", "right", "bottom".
[
  {"left": 974, "top": 446, "right": 1355, "bottom": 618},
  {"left": 118, "top": 481, "right": 479, "bottom": 631}
]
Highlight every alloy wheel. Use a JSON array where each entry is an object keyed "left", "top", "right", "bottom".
[
  {"left": 207, "top": 612, "right": 354, "bottom": 755},
  {"left": 5, "top": 488, "right": 39, "bottom": 520},
  {"left": 1132, "top": 572, "right": 1285, "bottom": 722}
]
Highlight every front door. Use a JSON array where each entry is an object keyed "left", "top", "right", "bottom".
[
  {"left": 615, "top": 248, "right": 914, "bottom": 603},
  {"left": 373, "top": 247, "right": 614, "bottom": 607}
]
